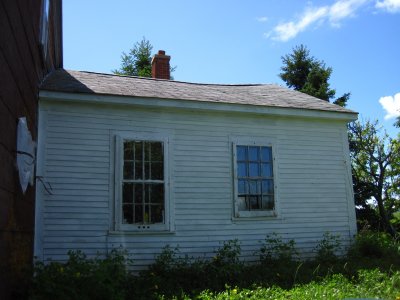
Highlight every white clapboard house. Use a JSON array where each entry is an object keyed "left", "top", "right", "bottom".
[{"left": 34, "top": 51, "right": 358, "bottom": 270}]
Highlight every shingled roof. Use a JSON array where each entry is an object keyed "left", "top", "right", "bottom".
[{"left": 41, "top": 69, "right": 355, "bottom": 114}]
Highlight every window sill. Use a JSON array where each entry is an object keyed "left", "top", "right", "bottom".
[
  {"left": 235, "top": 210, "right": 277, "bottom": 218},
  {"left": 108, "top": 229, "right": 175, "bottom": 236},
  {"left": 232, "top": 211, "right": 282, "bottom": 222}
]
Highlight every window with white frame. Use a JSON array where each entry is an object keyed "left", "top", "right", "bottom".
[
  {"left": 233, "top": 142, "right": 276, "bottom": 218},
  {"left": 116, "top": 134, "right": 169, "bottom": 231}
]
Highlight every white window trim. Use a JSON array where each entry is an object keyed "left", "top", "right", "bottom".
[
  {"left": 114, "top": 132, "right": 171, "bottom": 232},
  {"left": 231, "top": 137, "right": 279, "bottom": 219}
]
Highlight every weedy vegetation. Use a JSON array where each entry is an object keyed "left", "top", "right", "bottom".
[{"left": 29, "top": 230, "right": 400, "bottom": 300}]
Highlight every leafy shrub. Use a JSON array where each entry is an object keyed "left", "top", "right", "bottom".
[
  {"left": 134, "top": 245, "right": 206, "bottom": 299},
  {"left": 206, "top": 239, "right": 243, "bottom": 288},
  {"left": 150, "top": 244, "right": 181, "bottom": 273},
  {"left": 348, "top": 230, "right": 399, "bottom": 258},
  {"left": 252, "top": 233, "right": 300, "bottom": 287},
  {"left": 314, "top": 232, "right": 342, "bottom": 264},
  {"left": 30, "top": 249, "right": 132, "bottom": 300},
  {"left": 29, "top": 233, "right": 400, "bottom": 299},
  {"left": 259, "top": 233, "right": 298, "bottom": 264},
  {"left": 212, "top": 239, "right": 241, "bottom": 267},
  {"left": 134, "top": 241, "right": 245, "bottom": 298}
]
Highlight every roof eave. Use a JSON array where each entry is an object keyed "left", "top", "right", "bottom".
[{"left": 39, "top": 90, "right": 358, "bottom": 122}]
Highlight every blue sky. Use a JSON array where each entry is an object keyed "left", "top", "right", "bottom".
[{"left": 63, "top": 0, "right": 400, "bottom": 136}]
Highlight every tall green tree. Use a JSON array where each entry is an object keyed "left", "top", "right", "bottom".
[
  {"left": 113, "top": 37, "right": 175, "bottom": 78},
  {"left": 113, "top": 37, "right": 153, "bottom": 77},
  {"left": 349, "top": 120, "right": 400, "bottom": 235},
  {"left": 280, "top": 45, "right": 350, "bottom": 107}
]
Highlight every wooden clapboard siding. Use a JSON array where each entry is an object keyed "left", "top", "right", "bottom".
[
  {"left": 0, "top": 1, "right": 62, "bottom": 298},
  {"left": 36, "top": 99, "right": 356, "bottom": 271}
]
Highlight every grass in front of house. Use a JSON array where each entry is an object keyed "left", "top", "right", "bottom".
[{"left": 195, "top": 270, "right": 400, "bottom": 300}]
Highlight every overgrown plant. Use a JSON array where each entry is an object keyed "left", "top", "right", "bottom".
[
  {"left": 314, "top": 232, "right": 342, "bottom": 264},
  {"left": 149, "top": 244, "right": 181, "bottom": 273},
  {"left": 348, "top": 230, "right": 399, "bottom": 259},
  {"left": 259, "top": 233, "right": 298, "bottom": 264},
  {"left": 137, "top": 241, "right": 244, "bottom": 298},
  {"left": 30, "top": 248, "right": 132, "bottom": 300},
  {"left": 30, "top": 232, "right": 400, "bottom": 300},
  {"left": 206, "top": 239, "right": 244, "bottom": 290},
  {"left": 212, "top": 239, "right": 242, "bottom": 266}
]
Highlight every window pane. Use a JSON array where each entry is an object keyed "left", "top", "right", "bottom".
[
  {"left": 144, "top": 142, "right": 151, "bottom": 162},
  {"left": 237, "top": 196, "right": 247, "bottom": 211},
  {"left": 134, "top": 184, "right": 143, "bottom": 204},
  {"left": 237, "top": 146, "right": 247, "bottom": 161},
  {"left": 248, "top": 146, "right": 259, "bottom": 161},
  {"left": 249, "top": 196, "right": 260, "bottom": 209},
  {"left": 150, "top": 142, "right": 163, "bottom": 161},
  {"left": 145, "top": 161, "right": 150, "bottom": 180},
  {"left": 249, "top": 180, "right": 260, "bottom": 195},
  {"left": 124, "top": 141, "right": 134, "bottom": 160},
  {"left": 134, "top": 205, "right": 143, "bottom": 223},
  {"left": 145, "top": 184, "right": 164, "bottom": 204},
  {"left": 151, "top": 162, "right": 163, "bottom": 180},
  {"left": 123, "top": 183, "right": 133, "bottom": 204},
  {"left": 261, "top": 147, "right": 272, "bottom": 161},
  {"left": 238, "top": 179, "right": 247, "bottom": 194},
  {"left": 144, "top": 205, "right": 150, "bottom": 223},
  {"left": 261, "top": 163, "right": 273, "bottom": 177},
  {"left": 135, "top": 161, "right": 142, "bottom": 180},
  {"left": 151, "top": 205, "right": 164, "bottom": 223},
  {"left": 151, "top": 184, "right": 164, "bottom": 203},
  {"left": 249, "top": 162, "right": 259, "bottom": 177},
  {"left": 262, "top": 195, "right": 274, "bottom": 210},
  {"left": 123, "top": 204, "right": 133, "bottom": 224},
  {"left": 237, "top": 162, "right": 247, "bottom": 177},
  {"left": 123, "top": 161, "right": 133, "bottom": 179},
  {"left": 262, "top": 179, "right": 274, "bottom": 194},
  {"left": 134, "top": 142, "right": 143, "bottom": 161},
  {"left": 145, "top": 184, "right": 151, "bottom": 203}
]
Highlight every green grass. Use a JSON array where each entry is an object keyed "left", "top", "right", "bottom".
[{"left": 195, "top": 270, "right": 400, "bottom": 300}]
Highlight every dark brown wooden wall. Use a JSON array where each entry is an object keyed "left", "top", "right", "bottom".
[{"left": 0, "top": 0, "right": 62, "bottom": 298}]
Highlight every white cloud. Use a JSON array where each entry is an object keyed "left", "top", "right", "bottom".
[
  {"left": 268, "top": 0, "right": 369, "bottom": 41},
  {"left": 379, "top": 92, "right": 400, "bottom": 119},
  {"left": 256, "top": 16, "right": 268, "bottom": 22},
  {"left": 329, "top": 0, "right": 369, "bottom": 25},
  {"left": 376, "top": 0, "right": 400, "bottom": 13},
  {"left": 271, "top": 6, "right": 329, "bottom": 41}
]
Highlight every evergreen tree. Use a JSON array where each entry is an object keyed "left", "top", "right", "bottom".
[
  {"left": 280, "top": 45, "right": 349, "bottom": 107},
  {"left": 113, "top": 37, "right": 153, "bottom": 77}
]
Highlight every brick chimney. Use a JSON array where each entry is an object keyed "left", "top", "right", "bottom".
[{"left": 151, "top": 50, "right": 170, "bottom": 80}]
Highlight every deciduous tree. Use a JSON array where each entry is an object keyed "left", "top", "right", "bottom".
[{"left": 349, "top": 120, "right": 400, "bottom": 235}]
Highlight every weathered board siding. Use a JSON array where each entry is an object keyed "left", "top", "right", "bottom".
[
  {"left": 36, "top": 99, "right": 356, "bottom": 270},
  {"left": 0, "top": 1, "right": 62, "bottom": 298}
]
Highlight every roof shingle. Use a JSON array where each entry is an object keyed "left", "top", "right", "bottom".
[{"left": 41, "top": 69, "right": 356, "bottom": 114}]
